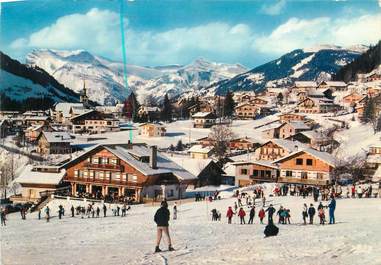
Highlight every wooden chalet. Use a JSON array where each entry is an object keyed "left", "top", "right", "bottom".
[
  {"left": 62, "top": 144, "right": 197, "bottom": 202},
  {"left": 274, "top": 148, "right": 336, "bottom": 186}
]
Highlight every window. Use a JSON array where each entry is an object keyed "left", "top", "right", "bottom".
[
  {"left": 317, "top": 173, "right": 324, "bottom": 180},
  {"left": 296, "top": 158, "right": 303, "bottom": 165},
  {"left": 89, "top": 171, "right": 94, "bottom": 177},
  {"left": 306, "top": 159, "right": 313, "bottom": 166},
  {"left": 102, "top": 157, "right": 108, "bottom": 164},
  {"left": 265, "top": 171, "right": 271, "bottom": 178},
  {"left": 286, "top": 171, "right": 293, "bottom": 177},
  {"left": 111, "top": 158, "right": 118, "bottom": 165},
  {"left": 301, "top": 172, "right": 308, "bottom": 179},
  {"left": 83, "top": 171, "right": 88, "bottom": 177},
  {"left": 241, "top": 168, "right": 248, "bottom": 175},
  {"left": 114, "top": 173, "right": 121, "bottom": 180},
  {"left": 99, "top": 172, "right": 104, "bottom": 179},
  {"left": 92, "top": 157, "right": 99, "bottom": 164},
  {"left": 253, "top": 170, "right": 258, "bottom": 177},
  {"left": 128, "top": 175, "right": 138, "bottom": 182},
  {"left": 74, "top": 170, "right": 79, "bottom": 177},
  {"left": 168, "top": 189, "right": 174, "bottom": 197}
]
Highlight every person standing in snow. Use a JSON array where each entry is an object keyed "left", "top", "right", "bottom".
[
  {"left": 1, "top": 208, "right": 6, "bottom": 226},
  {"left": 234, "top": 202, "right": 238, "bottom": 213},
  {"left": 248, "top": 206, "right": 255, "bottom": 224},
  {"left": 262, "top": 196, "right": 266, "bottom": 207},
  {"left": 38, "top": 209, "right": 41, "bottom": 220},
  {"left": 173, "top": 203, "right": 177, "bottom": 220},
  {"left": 45, "top": 206, "right": 50, "bottom": 222},
  {"left": 103, "top": 204, "right": 107, "bottom": 217},
  {"left": 154, "top": 201, "right": 174, "bottom": 253},
  {"left": 277, "top": 206, "right": 284, "bottom": 224},
  {"left": 226, "top": 206, "right": 234, "bottom": 224},
  {"left": 58, "top": 205, "right": 63, "bottom": 219},
  {"left": 302, "top": 203, "right": 308, "bottom": 225},
  {"left": 318, "top": 206, "right": 325, "bottom": 225},
  {"left": 308, "top": 204, "right": 316, "bottom": 224},
  {"left": 328, "top": 196, "right": 336, "bottom": 224},
  {"left": 96, "top": 207, "right": 100, "bottom": 218},
  {"left": 258, "top": 208, "right": 265, "bottom": 224},
  {"left": 71, "top": 206, "right": 75, "bottom": 217},
  {"left": 238, "top": 207, "right": 246, "bottom": 224},
  {"left": 265, "top": 204, "right": 275, "bottom": 224}
]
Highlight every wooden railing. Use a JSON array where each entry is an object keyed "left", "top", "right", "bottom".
[
  {"left": 65, "top": 177, "right": 143, "bottom": 187},
  {"left": 83, "top": 162, "right": 123, "bottom": 171},
  {"left": 278, "top": 177, "right": 330, "bottom": 186}
]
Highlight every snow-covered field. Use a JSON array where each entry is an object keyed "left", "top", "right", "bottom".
[{"left": 1, "top": 193, "right": 381, "bottom": 265}]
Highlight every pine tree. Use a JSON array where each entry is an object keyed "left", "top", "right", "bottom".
[
  {"left": 363, "top": 97, "right": 375, "bottom": 123},
  {"left": 161, "top": 94, "right": 172, "bottom": 122},
  {"left": 176, "top": 140, "right": 183, "bottom": 151},
  {"left": 223, "top": 91, "right": 235, "bottom": 117},
  {"left": 123, "top": 92, "right": 140, "bottom": 122}
]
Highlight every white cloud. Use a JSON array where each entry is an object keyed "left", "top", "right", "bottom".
[
  {"left": 10, "top": 8, "right": 255, "bottom": 65},
  {"left": 255, "top": 14, "right": 381, "bottom": 54},
  {"left": 10, "top": 8, "right": 381, "bottom": 65},
  {"left": 260, "top": 0, "right": 286, "bottom": 16}
]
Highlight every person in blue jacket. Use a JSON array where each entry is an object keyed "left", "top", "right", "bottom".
[{"left": 328, "top": 195, "right": 336, "bottom": 224}]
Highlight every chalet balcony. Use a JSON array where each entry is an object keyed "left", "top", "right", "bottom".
[
  {"left": 83, "top": 162, "right": 124, "bottom": 171},
  {"left": 65, "top": 176, "right": 143, "bottom": 187},
  {"left": 278, "top": 177, "right": 330, "bottom": 186}
]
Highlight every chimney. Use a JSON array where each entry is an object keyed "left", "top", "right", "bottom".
[{"left": 150, "top": 145, "right": 158, "bottom": 169}]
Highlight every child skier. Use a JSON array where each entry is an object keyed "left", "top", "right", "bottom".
[
  {"left": 238, "top": 207, "right": 246, "bottom": 224},
  {"left": 226, "top": 206, "right": 234, "bottom": 224}
]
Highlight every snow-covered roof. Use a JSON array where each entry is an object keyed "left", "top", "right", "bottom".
[
  {"left": 260, "top": 121, "right": 283, "bottom": 131},
  {"left": 25, "top": 116, "right": 49, "bottom": 121},
  {"left": 188, "top": 145, "right": 213, "bottom": 154},
  {"left": 16, "top": 165, "right": 65, "bottom": 185},
  {"left": 274, "top": 148, "right": 336, "bottom": 167},
  {"left": 41, "top": 131, "right": 72, "bottom": 143},
  {"left": 138, "top": 122, "right": 165, "bottom": 127},
  {"left": 286, "top": 121, "right": 311, "bottom": 130},
  {"left": 294, "top": 81, "right": 317, "bottom": 88},
  {"left": 265, "top": 139, "right": 309, "bottom": 153},
  {"left": 232, "top": 159, "right": 278, "bottom": 169},
  {"left": 324, "top": 81, "right": 347, "bottom": 87},
  {"left": 166, "top": 155, "right": 217, "bottom": 177},
  {"left": 298, "top": 130, "right": 324, "bottom": 140},
  {"left": 63, "top": 144, "right": 197, "bottom": 181},
  {"left": 55, "top": 103, "right": 84, "bottom": 117},
  {"left": 192, "top": 112, "right": 215, "bottom": 118}
]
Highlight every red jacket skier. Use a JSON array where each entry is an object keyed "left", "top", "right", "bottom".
[{"left": 226, "top": 206, "right": 234, "bottom": 224}]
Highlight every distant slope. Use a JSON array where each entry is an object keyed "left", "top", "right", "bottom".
[
  {"left": 204, "top": 45, "right": 367, "bottom": 95},
  {"left": 333, "top": 40, "right": 381, "bottom": 82},
  {"left": 1, "top": 51, "right": 81, "bottom": 111}
]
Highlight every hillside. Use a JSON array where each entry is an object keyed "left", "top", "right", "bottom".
[
  {"left": 203, "top": 45, "right": 367, "bottom": 95},
  {"left": 333, "top": 40, "right": 381, "bottom": 82},
  {"left": 0, "top": 52, "right": 81, "bottom": 111}
]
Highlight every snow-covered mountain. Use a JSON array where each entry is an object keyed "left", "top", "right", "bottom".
[
  {"left": 204, "top": 45, "right": 368, "bottom": 95},
  {"left": 135, "top": 58, "right": 247, "bottom": 103},
  {"left": 26, "top": 49, "right": 247, "bottom": 105},
  {"left": 1, "top": 52, "right": 80, "bottom": 109}
]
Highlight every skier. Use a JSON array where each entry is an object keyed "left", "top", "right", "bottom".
[
  {"left": 234, "top": 202, "right": 238, "bottom": 212},
  {"left": 238, "top": 207, "right": 246, "bottom": 224},
  {"left": 103, "top": 204, "right": 107, "bottom": 217},
  {"left": 154, "top": 201, "right": 174, "bottom": 253},
  {"left": 173, "top": 203, "right": 177, "bottom": 220},
  {"left": 45, "top": 206, "right": 50, "bottom": 222},
  {"left": 38, "top": 209, "right": 41, "bottom": 220},
  {"left": 1, "top": 208, "right": 6, "bottom": 226},
  {"left": 248, "top": 206, "right": 255, "bottom": 224},
  {"left": 262, "top": 196, "right": 266, "bottom": 207},
  {"left": 122, "top": 204, "right": 127, "bottom": 217},
  {"left": 91, "top": 207, "right": 95, "bottom": 218},
  {"left": 328, "top": 195, "right": 336, "bottom": 224},
  {"left": 71, "top": 206, "right": 75, "bottom": 217},
  {"left": 226, "top": 206, "right": 234, "bottom": 224},
  {"left": 258, "top": 208, "right": 265, "bottom": 224},
  {"left": 302, "top": 203, "right": 308, "bottom": 225},
  {"left": 285, "top": 209, "right": 291, "bottom": 224},
  {"left": 96, "top": 207, "right": 100, "bottom": 218},
  {"left": 265, "top": 204, "right": 276, "bottom": 224},
  {"left": 308, "top": 204, "right": 316, "bottom": 224}
]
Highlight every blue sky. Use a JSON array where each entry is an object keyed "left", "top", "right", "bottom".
[{"left": 1, "top": 0, "right": 380, "bottom": 68}]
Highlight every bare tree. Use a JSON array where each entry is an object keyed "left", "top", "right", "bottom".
[
  {"left": 332, "top": 153, "right": 368, "bottom": 182},
  {"left": 209, "top": 125, "right": 235, "bottom": 160}
]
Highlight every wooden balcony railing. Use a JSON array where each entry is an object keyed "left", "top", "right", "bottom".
[
  {"left": 83, "top": 162, "right": 123, "bottom": 171},
  {"left": 65, "top": 177, "right": 143, "bottom": 187}
]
